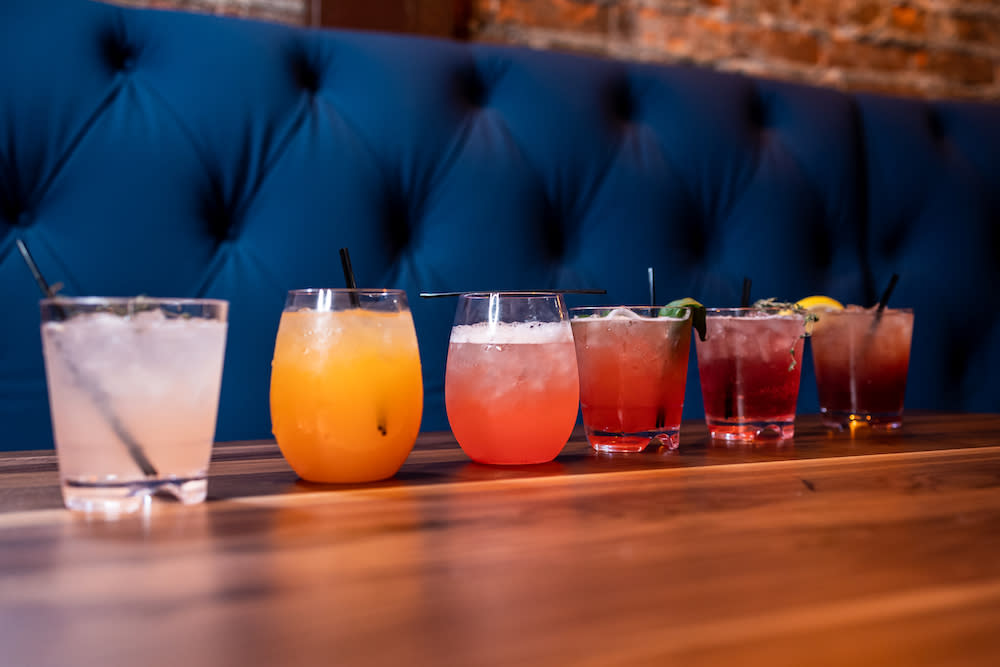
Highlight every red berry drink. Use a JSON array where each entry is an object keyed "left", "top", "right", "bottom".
[
  {"left": 695, "top": 308, "right": 806, "bottom": 442},
  {"left": 571, "top": 307, "right": 693, "bottom": 452},
  {"left": 810, "top": 306, "right": 913, "bottom": 429}
]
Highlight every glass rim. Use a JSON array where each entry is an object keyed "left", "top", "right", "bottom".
[
  {"left": 569, "top": 305, "right": 693, "bottom": 319},
  {"left": 819, "top": 307, "right": 914, "bottom": 314},
  {"left": 40, "top": 296, "right": 228, "bottom": 307},
  {"left": 704, "top": 306, "right": 805, "bottom": 316},
  {"left": 287, "top": 288, "right": 405, "bottom": 296},
  {"left": 569, "top": 305, "right": 694, "bottom": 311}
]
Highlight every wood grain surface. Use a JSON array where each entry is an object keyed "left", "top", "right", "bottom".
[{"left": 1, "top": 413, "right": 999, "bottom": 666}]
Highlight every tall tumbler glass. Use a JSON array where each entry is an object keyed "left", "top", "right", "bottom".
[
  {"left": 695, "top": 307, "right": 806, "bottom": 442},
  {"left": 810, "top": 306, "right": 914, "bottom": 429},
  {"left": 445, "top": 292, "right": 579, "bottom": 465},
  {"left": 41, "top": 297, "right": 228, "bottom": 514},
  {"left": 270, "top": 289, "right": 423, "bottom": 483}
]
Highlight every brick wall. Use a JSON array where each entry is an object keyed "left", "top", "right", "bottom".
[
  {"left": 107, "top": 0, "right": 1000, "bottom": 100},
  {"left": 469, "top": 0, "right": 1000, "bottom": 100}
]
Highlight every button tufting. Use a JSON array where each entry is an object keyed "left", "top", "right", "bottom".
[
  {"left": 748, "top": 93, "right": 767, "bottom": 128},
  {"left": 294, "top": 59, "right": 320, "bottom": 94},
  {"left": 926, "top": 108, "right": 945, "bottom": 141},
  {"left": 100, "top": 31, "right": 134, "bottom": 72},
  {"left": 609, "top": 79, "right": 634, "bottom": 123},
  {"left": 461, "top": 67, "right": 487, "bottom": 108}
]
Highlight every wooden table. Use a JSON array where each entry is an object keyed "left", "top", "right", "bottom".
[{"left": 2, "top": 413, "right": 1000, "bottom": 666}]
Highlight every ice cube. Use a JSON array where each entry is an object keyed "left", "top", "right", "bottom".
[{"left": 605, "top": 307, "right": 644, "bottom": 320}]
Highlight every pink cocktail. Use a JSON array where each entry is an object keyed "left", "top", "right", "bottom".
[
  {"left": 695, "top": 308, "right": 806, "bottom": 442},
  {"left": 571, "top": 307, "right": 692, "bottom": 452},
  {"left": 445, "top": 293, "right": 579, "bottom": 465},
  {"left": 810, "top": 306, "right": 913, "bottom": 429}
]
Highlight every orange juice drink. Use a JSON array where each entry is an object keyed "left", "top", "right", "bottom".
[{"left": 270, "top": 289, "right": 422, "bottom": 483}]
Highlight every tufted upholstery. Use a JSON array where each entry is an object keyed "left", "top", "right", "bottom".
[{"left": 2, "top": 0, "right": 999, "bottom": 450}]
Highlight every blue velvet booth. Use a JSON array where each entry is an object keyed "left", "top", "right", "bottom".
[{"left": 2, "top": 0, "right": 999, "bottom": 450}]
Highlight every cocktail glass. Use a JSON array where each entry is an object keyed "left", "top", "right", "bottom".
[
  {"left": 695, "top": 307, "right": 806, "bottom": 442},
  {"left": 570, "top": 306, "right": 693, "bottom": 452},
  {"left": 445, "top": 292, "right": 579, "bottom": 465},
  {"left": 270, "top": 289, "right": 423, "bottom": 483},
  {"left": 809, "top": 306, "right": 914, "bottom": 430},
  {"left": 41, "top": 297, "right": 228, "bottom": 514}
]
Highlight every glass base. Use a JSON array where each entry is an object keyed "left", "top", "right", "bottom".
[
  {"left": 706, "top": 419, "right": 794, "bottom": 443},
  {"left": 61, "top": 477, "right": 207, "bottom": 515},
  {"left": 586, "top": 428, "right": 680, "bottom": 453},
  {"left": 821, "top": 409, "right": 903, "bottom": 431}
]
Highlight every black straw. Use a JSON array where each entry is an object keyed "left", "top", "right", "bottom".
[
  {"left": 339, "top": 247, "right": 360, "bottom": 307},
  {"left": 419, "top": 289, "right": 606, "bottom": 298},
  {"left": 16, "top": 239, "right": 55, "bottom": 297},
  {"left": 650, "top": 266, "right": 667, "bottom": 429},
  {"left": 16, "top": 238, "right": 157, "bottom": 477},
  {"left": 740, "top": 277, "right": 752, "bottom": 307},
  {"left": 875, "top": 273, "right": 900, "bottom": 313},
  {"left": 338, "top": 247, "right": 387, "bottom": 436}
]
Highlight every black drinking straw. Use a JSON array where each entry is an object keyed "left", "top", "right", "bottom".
[
  {"left": 727, "top": 275, "right": 752, "bottom": 420},
  {"left": 339, "top": 246, "right": 387, "bottom": 436},
  {"left": 875, "top": 273, "right": 900, "bottom": 313},
  {"left": 419, "top": 289, "right": 606, "bottom": 298},
  {"left": 16, "top": 239, "right": 157, "bottom": 477},
  {"left": 649, "top": 266, "right": 667, "bottom": 428},
  {"left": 339, "top": 247, "right": 361, "bottom": 308},
  {"left": 869, "top": 273, "right": 900, "bottom": 333}
]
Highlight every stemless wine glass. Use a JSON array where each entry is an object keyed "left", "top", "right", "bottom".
[
  {"left": 270, "top": 289, "right": 423, "bottom": 483},
  {"left": 445, "top": 292, "right": 579, "bottom": 465}
]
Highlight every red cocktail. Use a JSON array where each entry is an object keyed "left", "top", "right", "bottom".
[
  {"left": 571, "top": 307, "right": 692, "bottom": 452},
  {"left": 695, "top": 308, "right": 806, "bottom": 442},
  {"left": 810, "top": 306, "right": 913, "bottom": 429}
]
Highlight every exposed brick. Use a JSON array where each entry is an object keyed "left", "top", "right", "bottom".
[
  {"left": 826, "top": 37, "right": 915, "bottom": 71},
  {"left": 890, "top": 4, "right": 926, "bottom": 34},
  {"left": 740, "top": 26, "right": 821, "bottom": 65},
  {"left": 949, "top": 13, "right": 1000, "bottom": 45},
  {"left": 844, "top": 1, "right": 882, "bottom": 28},
  {"left": 494, "top": 0, "right": 611, "bottom": 35},
  {"left": 925, "top": 49, "right": 995, "bottom": 84}
]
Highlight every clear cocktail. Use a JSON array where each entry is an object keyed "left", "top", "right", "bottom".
[
  {"left": 571, "top": 306, "right": 692, "bottom": 452},
  {"left": 810, "top": 306, "right": 913, "bottom": 429},
  {"left": 445, "top": 293, "right": 579, "bottom": 465},
  {"left": 41, "top": 297, "right": 228, "bottom": 514},
  {"left": 695, "top": 307, "right": 806, "bottom": 442},
  {"left": 270, "top": 289, "right": 423, "bottom": 483}
]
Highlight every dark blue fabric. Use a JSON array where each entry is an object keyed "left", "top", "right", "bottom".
[{"left": 2, "top": 0, "right": 998, "bottom": 450}]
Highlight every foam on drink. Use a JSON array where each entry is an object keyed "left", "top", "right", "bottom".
[{"left": 449, "top": 320, "right": 573, "bottom": 345}]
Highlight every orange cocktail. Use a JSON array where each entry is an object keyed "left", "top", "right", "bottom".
[
  {"left": 270, "top": 289, "right": 422, "bottom": 483},
  {"left": 445, "top": 293, "right": 579, "bottom": 465}
]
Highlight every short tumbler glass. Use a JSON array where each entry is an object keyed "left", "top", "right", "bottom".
[
  {"left": 695, "top": 307, "right": 806, "bottom": 442},
  {"left": 571, "top": 306, "right": 693, "bottom": 452},
  {"left": 810, "top": 307, "right": 914, "bottom": 430},
  {"left": 445, "top": 292, "right": 579, "bottom": 465},
  {"left": 41, "top": 297, "right": 228, "bottom": 514}
]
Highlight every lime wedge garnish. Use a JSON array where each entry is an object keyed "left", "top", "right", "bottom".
[{"left": 660, "top": 297, "right": 706, "bottom": 341}]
